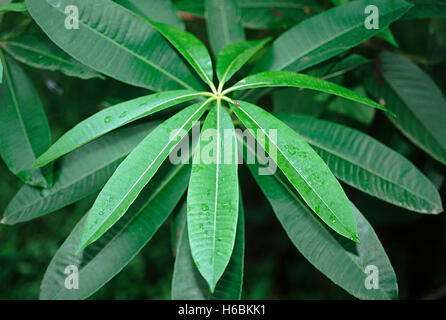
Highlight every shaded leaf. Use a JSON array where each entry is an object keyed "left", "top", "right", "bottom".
[
  {"left": 175, "top": 0, "right": 321, "bottom": 30},
  {"left": 253, "top": 0, "right": 412, "bottom": 73},
  {"left": 2, "top": 122, "right": 159, "bottom": 225},
  {"left": 2, "top": 34, "right": 103, "bottom": 79},
  {"left": 114, "top": 0, "right": 184, "bottom": 29},
  {"left": 404, "top": 0, "right": 446, "bottom": 19},
  {"left": 365, "top": 51, "right": 446, "bottom": 165},
  {"left": 40, "top": 162, "right": 190, "bottom": 300},
  {"left": 324, "top": 86, "right": 376, "bottom": 128},
  {"left": 25, "top": 0, "right": 203, "bottom": 91},
  {"left": 172, "top": 197, "right": 244, "bottom": 299},
  {"left": 206, "top": 0, "right": 245, "bottom": 56},
  {"left": 0, "top": 51, "right": 52, "bottom": 188},
  {"left": 278, "top": 114, "right": 443, "bottom": 214}
]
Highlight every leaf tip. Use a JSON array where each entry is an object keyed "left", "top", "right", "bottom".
[
  {"left": 208, "top": 281, "right": 217, "bottom": 294},
  {"left": 351, "top": 233, "right": 360, "bottom": 244}
]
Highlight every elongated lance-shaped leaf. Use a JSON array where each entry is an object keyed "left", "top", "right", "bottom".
[
  {"left": 78, "top": 100, "right": 211, "bottom": 252},
  {"left": 365, "top": 52, "right": 446, "bottom": 165},
  {"left": 144, "top": 19, "right": 215, "bottom": 92},
  {"left": 1, "top": 34, "right": 103, "bottom": 79},
  {"left": 2, "top": 122, "right": 159, "bottom": 225},
  {"left": 34, "top": 90, "right": 207, "bottom": 168},
  {"left": 226, "top": 71, "right": 391, "bottom": 114},
  {"left": 277, "top": 114, "right": 443, "bottom": 214},
  {"left": 328, "top": 0, "right": 398, "bottom": 48},
  {"left": 172, "top": 196, "right": 244, "bottom": 299},
  {"left": 206, "top": 0, "right": 245, "bottom": 56},
  {"left": 115, "top": 0, "right": 184, "bottom": 29},
  {"left": 216, "top": 37, "right": 271, "bottom": 89},
  {"left": 253, "top": 0, "right": 412, "bottom": 73},
  {"left": 0, "top": 50, "right": 52, "bottom": 188},
  {"left": 232, "top": 101, "right": 358, "bottom": 241},
  {"left": 40, "top": 162, "right": 191, "bottom": 300},
  {"left": 241, "top": 135, "right": 397, "bottom": 299},
  {"left": 187, "top": 103, "right": 239, "bottom": 292},
  {"left": 25, "top": 0, "right": 203, "bottom": 91}
]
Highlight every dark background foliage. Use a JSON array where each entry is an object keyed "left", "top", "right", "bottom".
[{"left": 0, "top": 0, "right": 445, "bottom": 299}]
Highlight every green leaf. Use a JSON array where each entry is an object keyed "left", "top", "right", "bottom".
[
  {"left": 404, "top": 0, "right": 446, "bottom": 19},
  {"left": 365, "top": 51, "right": 446, "bottom": 165},
  {"left": 144, "top": 19, "right": 215, "bottom": 91},
  {"left": 232, "top": 101, "right": 358, "bottom": 241},
  {"left": 324, "top": 86, "right": 376, "bottom": 128},
  {"left": 277, "top": 114, "right": 443, "bottom": 214},
  {"left": 187, "top": 103, "right": 239, "bottom": 292},
  {"left": 172, "top": 197, "right": 244, "bottom": 299},
  {"left": 206, "top": 0, "right": 245, "bottom": 56},
  {"left": 40, "top": 162, "right": 191, "bottom": 300},
  {"left": 272, "top": 88, "right": 328, "bottom": 116},
  {"left": 175, "top": 0, "right": 321, "bottom": 30},
  {"left": 242, "top": 138, "right": 398, "bottom": 299},
  {"left": 226, "top": 71, "right": 391, "bottom": 114},
  {"left": 216, "top": 37, "right": 271, "bottom": 89},
  {"left": 78, "top": 100, "right": 210, "bottom": 252},
  {"left": 237, "top": 0, "right": 319, "bottom": 30},
  {"left": 1, "top": 34, "right": 103, "bottom": 79},
  {"left": 34, "top": 90, "right": 207, "bottom": 168},
  {"left": 0, "top": 2, "right": 26, "bottom": 12},
  {"left": 114, "top": 0, "right": 184, "bottom": 29},
  {"left": 376, "top": 28, "right": 399, "bottom": 47},
  {"left": 322, "top": 54, "right": 370, "bottom": 80},
  {"left": 25, "top": 0, "right": 203, "bottom": 91},
  {"left": 0, "top": 50, "right": 52, "bottom": 188},
  {"left": 2, "top": 122, "right": 159, "bottom": 225},
  {"left": 253, "top": 0, "right": 412, "bottom": 73},
  {"left": 0, "top": 51, "right": 2, "bottom": 82}
]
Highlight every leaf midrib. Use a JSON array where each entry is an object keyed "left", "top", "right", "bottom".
[
  {"left": 382, "top": 72, "right": 446, "bottom": 151},
  {"left": 46, "top": 0, "right": 194, "bottom": 90},
  {"left": 85, "top": 101, "right": 209, "bottom": 245},
  {"left": 274, "top": 5, "right": 405, "bottom": 71},
  {"left": 210, "top": 104, "right": 221, "bottom": 286},
  {"left": 3, "top": 41, "right": 84, "bottom": 71},
  {"left": 298, "top": 130, "right": 438, "bottom": 208},
  {"left": 236, "top": 104, "right": 353, "bottom": 235}
]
